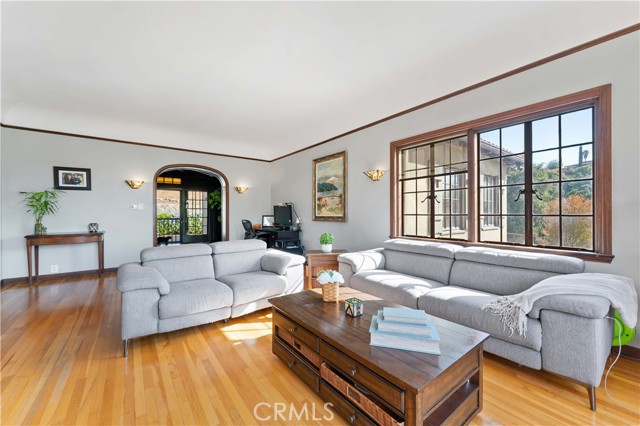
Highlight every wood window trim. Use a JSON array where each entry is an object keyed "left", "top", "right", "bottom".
[{"left": 390, "top": 85, "right": 612, "bottom": 263}]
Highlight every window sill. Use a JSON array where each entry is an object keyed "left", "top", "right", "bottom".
[{"left": 392, "top": 235, "right": 614, "bottom": 263}]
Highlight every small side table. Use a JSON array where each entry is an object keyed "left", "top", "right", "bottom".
[{"left": 304, "top": 249, "right": 348, "bottom": 290}]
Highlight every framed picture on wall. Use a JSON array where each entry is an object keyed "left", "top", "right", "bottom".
[
  {"left": 312, "top": 151, "right": 347, "bottom": 222},
  {"left": 53, "top": 166, "right": 92, "bottom": 190}
]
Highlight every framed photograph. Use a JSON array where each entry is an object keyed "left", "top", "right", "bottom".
[
  {"left": 53, "top": 166, "right": 92, "bottom": 190},
  {"left": 313, "top": 151, "right": 347, "bottom": 222}
]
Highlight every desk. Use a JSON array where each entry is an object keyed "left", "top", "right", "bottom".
[
  {"left": 261, "top": 229, "right": 301, "bottom": 251},
  {"left": 25, "top": 232, "right": 105, "bottom": 285}
]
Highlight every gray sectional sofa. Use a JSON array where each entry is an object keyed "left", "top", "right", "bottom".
[
  {"left": 117, "top": 240, "right": 305, "bottom": 356},
  {"left": 338, "top": 239, "right": 617, "bottom": 410}
]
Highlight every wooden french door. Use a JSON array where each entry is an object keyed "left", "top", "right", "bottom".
[{"left": 181, "top": 190, "right": 210, "bottom": 243}]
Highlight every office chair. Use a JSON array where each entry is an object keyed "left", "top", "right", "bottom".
[{"left": 241, "top": 220, "right": 270, "bottom": 244}]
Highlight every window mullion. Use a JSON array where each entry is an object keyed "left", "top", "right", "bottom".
[{"left": 524, "top": 122, "right": 533, "bottom": 246}]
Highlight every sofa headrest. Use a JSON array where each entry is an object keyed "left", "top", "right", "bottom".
[
  {"left": 382, "top": 239, "right": 462, "bottom": 259},
  {"left": 140, "top": 244, "right": 212, "bottom": 262},
  {"left": 210, "top": 239, "right": 267, "bottom": 255},
  {"left": 454, "top": 246, "right": 584, "bottom": 274}
]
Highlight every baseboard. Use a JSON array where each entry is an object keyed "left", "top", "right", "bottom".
[
  {"left": 611, "top": 344, "right": 640, "bottom": 361},
  {"left": 1, "top": 268, "right": 117, "bottom": 286}
]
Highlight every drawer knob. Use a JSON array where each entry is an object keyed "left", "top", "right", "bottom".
[
  {"left": 288, "top": 361, "right": 296, "bottom": 368},
  {"left": 350, "top": 368, "right": 357, "bottom": 376},
  {"left": 348, "top": 414, "right": 356, "bottom": 423},
  {"left": 288, "top": 327, "right": 296, "bottom": 333}
]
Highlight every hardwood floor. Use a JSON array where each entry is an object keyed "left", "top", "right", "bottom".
[{"left": 1, "top": 273, "right": 638, "bottom": 425}]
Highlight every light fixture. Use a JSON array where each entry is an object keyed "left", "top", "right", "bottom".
[
  {"left": 234, "top": 186, "right": 248, "bottom": 194},
  {"left": 125, "top": 180, "right": 145, "bottom": 189},
  {"left": 363, "top": 170, "right": 385, "bottom": 181}
]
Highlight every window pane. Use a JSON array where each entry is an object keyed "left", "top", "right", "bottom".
[
  {"left": 561, "top": 182, "right": 592, "bottom": 215},
  {"left": 450, "top": 190, "right": 467, "bottom": 214},
  {"left": 435, "top": 216, "right": 449, "bottom": 238},
  {"left": 416, "top": 177, "right": 429, "bottom": 192},
  {"left": 403, "top": 193, "right": 416, "bottom": 214},
  {"left": 562, "top": 109, "right": 593, "bottom": 146},
  {"left": 504, "top": 216, "right": 525, "bottom": 244},
  {"left": 561, "top": 144, "right": 592, "bottom": 180},
  {"left": 451, "top": 173, "right": 467, "bottom": 189},
  {"left": 417, "top": 216, "right": 430, "bottom": 237},
  {"left": 416, "top": 145, "right": 430, "bottom": 170},
  {"left": 479, "top": 130, "right": 500, "bottom": 159},
  {"left": 433, "top": 141, "right": 450, "bottom": 168},
  {"left": 501, "top": 124, "right": 524, "bottom": 155},
  {"left": 532, "top": 116, "right": 559, "bottom": 151},
  {"left": 451, "top": 137, "right": 468, "bottom": 164},
  {"left": 480, "top": 159, "right": 501, "bottom": 183},
  {"left": 534, "top": 216, "right": 560, "bottom": 247},
  {"left": 480, "top": 217, "right": 502, "bottom": 241},
  {"left": 505, "top": 185, "right": 525, "bottom": 214},
  {"left": 404, "top": 179, "right": 416, "bottom": 192},
  {"left": 505, "top": 156, "right": 525, "bottom": 185},
  {"left": 403, "top": 215, "right": 416, "bottom": 235},
  {"left": 562, "top": 217, "right": 593, "bottom": 250},
  {"left": 532, "top": 150, "right": 559, "bottom": 183},
  {"left": 417, "top": 193, "right": 430, "bottom": 214},
  {"left": 481, "top": 187, "right": 501, "bottom": 215},
  {"left": 402, "top": 148, "right": 416, "bottom": 171},
  {"left": 532, "top": 183, "right": 559, "bottom": 215},
  {"left": 436, "top": 190, "right": 448, "bottom": 214}
]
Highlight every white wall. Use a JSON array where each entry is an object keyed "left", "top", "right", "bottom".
[
  {"left": 1, "top": 129, "right": 272, "bottom": 279},
  {"left": 271, "top": 32, "right": 640, "bottom": 345}
]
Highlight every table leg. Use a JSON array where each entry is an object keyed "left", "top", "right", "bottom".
[
  {"left": 98, "top": 240, "right": 104, "bottom": 276},
  {"left": 26, "top": 242, "right": 33, "bottom": 286},
  {"left": 34, "top": 246, "right": 40, "bottom": 282}
]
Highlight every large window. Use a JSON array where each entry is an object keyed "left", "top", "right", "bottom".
[{"left": 391, "top": 86, "right": 612, "bottom": 262}]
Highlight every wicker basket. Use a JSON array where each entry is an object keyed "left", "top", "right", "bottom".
[{"left": 322, "top": 283, "right": 339, "bottom": 302}]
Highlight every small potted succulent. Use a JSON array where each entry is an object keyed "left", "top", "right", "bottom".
[
  {"left": 320, "top": 232, "right": 335, "bottom": 253},
  {"left": 20, "top": 188, "right": 64, "bottom": 234},
  {"left": 317, "top": 269, "right": 344, "bottom": 302}
]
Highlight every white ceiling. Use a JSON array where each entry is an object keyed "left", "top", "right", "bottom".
[{"left": 2, "top": 1, "right": 638, "bottom": 161}]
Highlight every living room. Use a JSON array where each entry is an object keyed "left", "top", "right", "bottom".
[{"left": 1, "top": 2, "right": 639, "bottom": 425}]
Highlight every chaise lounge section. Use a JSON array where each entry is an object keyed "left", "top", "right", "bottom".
[{"left": 338, "top": 239, "right": 629, "bottom": 410}]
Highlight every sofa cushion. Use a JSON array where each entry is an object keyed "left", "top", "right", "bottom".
[
  {"left": 382, "top": 239, "right": 462, "bottom": 258},
  {"left": 383, "top": 250, "right": 455, "bottom": 285},
  {"left": 449, "top": 260, "right": 556, "bottom": 295},
  {"left": 216, "top": 271, "right": 287, "bottom": 306},
  {"left": 350, "top": 270, "right": 446, "bottom": 309},
  {"left": 418, "top": 286, "right": 542, "bottom": 351},
  {"left": 211, "top": 240, "right": 266, "bottom": 277},
  {"left": 261, "top": 250, "right": 305, "bottom": 275},
  {"left": 141, "top": 244, "right": 214, "bottom": 284},
  {"left": 159, "top": 278, "right": 233, "bottom": 320},
  {"left": 454, "top": 246, "right": 584, "bottom": 274}
]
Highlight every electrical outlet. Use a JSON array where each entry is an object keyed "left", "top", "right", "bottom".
[
  {"left": 51, "top": 265, "right": 59, "bottom": 273},
  {"left": 128, "top": 204, "right": 138, "bottom": 210},
  {"left": 138, "top": 203, "right": 144, "bottom": 210}
]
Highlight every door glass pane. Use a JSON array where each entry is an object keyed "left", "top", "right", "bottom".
[
  {"left": 561, "top": 144, "right": 592, "bottom": 180},
  {"left": 479, "top": 130, "right": 500, "bottom": 159},
  {"left": 186, "top": 191, "right": 208, "bottom": 236},
  {"left": 562, "top": 217, "right": 593, "bottom": 250},
  {"left": 534, "top": 216, "right": 559, "bottom": 247},
  {"left": 532, "top": 116, "right": 559, "bottom": 151},
  {"left": 532, "top": 150, "right": 559, "bottom": 183},
  {"left": 501, "top": 124, "right": 524, "bottom": 155},
  {"left": 561, "top": 182, "right": 592, "bottom": 215},
  {"left": 561, "top": 109, "right": 593, "bottom": 146},
  {"left": 504, "top": 216, "right": 525, "bottom": 244},
  {"left": 157, "top": 189, "right": 181, "bottom": 244},
  {"left": 532, "top": 183, "right": 559, "bottom": 215}
]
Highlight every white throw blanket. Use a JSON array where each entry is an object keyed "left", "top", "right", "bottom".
[{"left": 481, "top": 273, "right": 638, "bottom": 337}]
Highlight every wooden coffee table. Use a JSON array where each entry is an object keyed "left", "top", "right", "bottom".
[{"left": 269, "top": 289, "right": 489, "bottom": 426}]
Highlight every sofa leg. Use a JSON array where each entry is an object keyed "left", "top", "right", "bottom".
[
  {"left": 124, "top": 339, "right": 129, "bottom": 358},
  {"left": 587, "top": 385, "right": 596, "bottom": 411},
  {"left": 223, "top": 319, "right": 229, "bottom": 324}
]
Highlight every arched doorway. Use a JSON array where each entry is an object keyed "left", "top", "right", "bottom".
[{"left": 153, "top": 164, "right": 229, "bottom": 246}]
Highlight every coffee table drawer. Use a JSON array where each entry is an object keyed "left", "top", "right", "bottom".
[
  {"left": 320, "top": 341, "right": 405, "bottom": 413},
  {"left": 273, "top": 341, "right": 319, "bottom": 392},
  {"left": 320, "top": 381, "right": 376, "bottom": 426},
  {"left": 273, "top": 311, "right": 319, "bottom": 351}
]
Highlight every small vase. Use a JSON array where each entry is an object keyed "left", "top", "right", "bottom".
[
  {"left": 34, "top": 222, "right": 47, "bottom": 234},
  {"left": 321, "top": 244, "right": 333, "bottom": 253},
  {"left": 322, "top": 283, "right": 339, "bottom": 302}
]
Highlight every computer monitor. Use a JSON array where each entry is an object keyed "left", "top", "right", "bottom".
[{"left": 273, "top": 205, "right": 293, "bottom": 228}]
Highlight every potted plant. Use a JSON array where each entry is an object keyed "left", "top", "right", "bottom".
[
  {"left": 20, "top": 188, "right": 64, "bottom": 234},
  {"left": 320, "top": 232, "right": 334, "bottom": 253},
  {"left": 317, "top": 269, "right": 344, "bottom": 302},
  {"left": 208, "top": 189, "right": 222, "bottom": 222}
]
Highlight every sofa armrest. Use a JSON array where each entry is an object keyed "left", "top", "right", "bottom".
[
  {"left": 528, "top": 294, "right": 611, "bottom": 320},
  {"left": 261, "top": 250, "right": 305, "bottom": 275},
  {"left": 337, "top": 249, "right": 385, "bottom": 274},
  {"left": 116, "top": 263, "right": 170, "bottom": 295}
]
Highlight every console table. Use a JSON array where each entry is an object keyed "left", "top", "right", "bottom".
[
  {"left": 25, "top": 232, "right": 105, "bottom": 285},
  {"left": 304, "top": 250, "right": 347, "bottom": 290}
]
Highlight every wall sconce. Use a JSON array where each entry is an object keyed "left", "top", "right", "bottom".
[
  {"left": 125, "top": 180, "right": 145, "bottom": 189},
  {"left": 234, "top": 186, "right": 248, "bottom": 194},
  {"left": 363, "top": 170, "right": 384, "bottom": 181}
]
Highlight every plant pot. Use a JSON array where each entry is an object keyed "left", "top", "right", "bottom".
[
  {"left": 34, "top": 222, "right": 47, "bottom": 234},
  {"left": 322, "top": 283, "right": 339, "bottom": 302},
  {"left": 321, "top": 244, "right": 333, "bottom": 253}
]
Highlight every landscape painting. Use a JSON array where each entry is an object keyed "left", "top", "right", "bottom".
[{"left": 313, "top": 151, "right": 347, "bottom": 221}]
